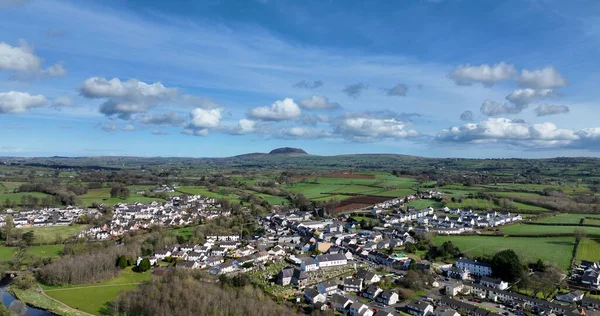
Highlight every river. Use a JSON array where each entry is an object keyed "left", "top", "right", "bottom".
[{"left": 0, "top": 278, "right": 54, "bottom": 316}]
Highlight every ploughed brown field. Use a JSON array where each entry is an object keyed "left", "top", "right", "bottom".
[
  {"left": 292, "top": 173, "right": 376, "bottom": 181},
  {"left": 334, "top": 195, "right": 390, "bottom": 213}
]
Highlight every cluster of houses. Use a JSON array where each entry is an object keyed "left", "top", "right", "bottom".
[
  {"left": 78, "top": 196, "right": 231, "bottom": 239},
  {"left": 0, "top": 206, "right": 98, "bottom": 228},
  {"left": 570, "top": 260, "right": 600, "bottom": 290},
  {"left": 378, "top": 207, "right": 522, "bottom": 236}
]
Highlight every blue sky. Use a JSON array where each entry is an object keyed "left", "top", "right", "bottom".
[{"left": 0, "top": 0, "right": 599, "bottom": 158}]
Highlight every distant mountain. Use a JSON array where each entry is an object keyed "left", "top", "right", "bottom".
[{"left": 268, "top": 147, "right": 308, "bottom": 155}]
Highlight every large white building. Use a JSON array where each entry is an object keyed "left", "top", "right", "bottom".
[
  {"left": 316, "top": 253, "right": 348, "bottom": 268},
  {"left": 456, "top": 258, "right": 492, "bottom": 277}
]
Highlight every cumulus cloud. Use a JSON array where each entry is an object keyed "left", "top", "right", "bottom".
[
  {"left": 342, "top": 83, "right": 369, "bottom": 98},
  {"left": 0, "top": 40, "right": 66, "bottom": 79},
  {"left": 225, "top": 119, "right": 257, "bottom": 135},
  {"left": 436, "top": 117, "right": 579, "bottom": 147},
  {"left": 534, "top": 104, "right": 570, "bottom": 117},
  {"left": 460, "top": 110, "right": 474, "bottom": 122},
  {"left": 518, "top": 66, "right": 567, "bottom": 89},
  {"left": 189, "top": 108, "right": 222, "bottom": 130},
  {"left": 138, "top": 112, "right": 186, "bottom": 126},
  {"left": 182, "top": 128, "right": 209, "bottom": 137},
  {"left": 480, "top": 100, "right": 525, "bottom": 116},
  {"left": 299, "top": 95, "right": 341, "bottom": 110},
  {"left": 122, "top": 125, "right": 135, "bottom": 131},
  {"left": 0, "top": 91, "right": 46, "bottom": 114},
  {"left": 151, "top": 130, "right": 168, "bottom": 135},
  {"left": 248, "top": 98, "right": 301, "bottom": 121},
  {"left": 293, "top": 80, "right": 323, "bottom": 89},
  {"left": 449, "top": 62, "right": 517, "bottom": 86},
  {"left": 333, "top": 113, "right": 419, "bottom": 142},
  {"left": 80, "top": 77, "right": 178, "bottom": 119},
  {"left": 383, "top": 83, "right": 408, "bottom": 97},
  {"left": 299, "top": 114, "right": 329, "bottom": 126},
  {"left": 505, "top": 88, "right": 555, "bottom": 106},
  {"left": 280, "top": 127, "right": 332, "bottom": 139}
]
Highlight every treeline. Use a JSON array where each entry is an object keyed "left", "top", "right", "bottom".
[
  {"left": 38, "top": 242, "right": 141, "bottom": 285},
  {"left": 110, "top": 270, "right": 298, "bottom": 316},
  {"left": 16, "top": 183, "right": 86, "bottom": 206}
]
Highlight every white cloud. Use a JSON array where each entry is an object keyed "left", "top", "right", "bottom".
[
  {"left": 505, "top": 88, "right": 555, "bottom": 106},
  {"left": 248, "top": 98, "right": 301, "bottom": 121},
  {"left": 232, "top": 119, "right": 256, "bottom": 135},
  {"left": 534, "top": 104, "right": 570, "bottom": 117},
  {"left": 518, "top": 66, "right": 567, "bottom": 89},
  {"left": 0, "top": 40, "right": 66, "bottom": 78},
  {"left": 299, "top": 95, "right": 341, "bottom": 110},
  {"left": 80, "top": 77, "right": 178, "bottom": 119},
  {"left": 280, "top": 126, "right": 332, "bottom": 139},
  {"left": 284, "top": 127, "right": 308, "bottom": 137},
  {"left": 449, "top": 62, "right": 517, "bottom": 86},
  {"left": 0, "top": 91, "right": 46, "bottom": 114},
  {"left": 101, "top": 123, "right": 117, "bottom": 132},
  {"left": 189, "top": 108, "right": 222, "bottom": 129},
  {"left": 436, "top": 117, "right": 579, "bottom": 147},
  {"left": 138, "top": 112, "right": 186, "bottom": 126},
  {"left": 122, "top": 124, "right": 135, "bottom": 131},
  {"left": 334, "top": 115, "right": 419, "bottom": 141},
  {"left": 480, "top": 100, "right": 525, "bottom": 116}
]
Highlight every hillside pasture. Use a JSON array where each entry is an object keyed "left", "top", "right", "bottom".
[
  {"left": 432, "top": 235, "right": 575, "bottom": 270},
  {"left": 502, "top": 224, "right": 600, "bottom": 236},
  {"left": 576, "top": 238, "right": 600, "bottom": 262},
  {"left": 20, "top": 224, "right": 88, "bottom": 244},
  {"left": 535, "top": 214, "right": 587, "bottom": 224}
]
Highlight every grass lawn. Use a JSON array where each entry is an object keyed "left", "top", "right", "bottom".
[
  {"left": 432, "top": 235, "right": 575, "bottom": 270},
  {"left": 0, "top": 192, "right": 55, "bottom": 207},
  {"left": 576, "top": 238, "right": 600, "bottom": 262},
  {"left": 407, "top": 200, "right": 443, "bottom": 209},
  {"left": 10, "top": 287, "right": 89, "bottom": 316},
  {"left": 42, "top": 267, "right": 151, "bottom": 315},
  {"left": 170, "top": 226, "right": 195, "bottom": 240},
  {"left": 446, "top": 198, "right": 497, "bottom": 210},
  {"left": 0, "top": 244, "right": 63, "bottom": 261},
  {"left": 20, "top": 224, "right": 88, "bottom": 244},
  {"left": 502, "top": 224, "right": 600, "bottom": 236},
  {"left": 585, "top": 219, "right": 600, "bottom": 226},
  {"left": 511, "top": 202, "right": 549, "bottom": 211},
  {"left": 79, "top": 188, "right": 165, "bottom": 206}
]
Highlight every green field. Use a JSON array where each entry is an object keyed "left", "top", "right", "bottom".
[
  {"left": 170, "top": 226, "right": 195, "bottom": 240},
  {"left": 20, "top": 224, "right": 88, "bottom": 244},
  {"left": 432, "top": 235, "right": 575, "bottom": 270},
  {"left": 502, "top": 224, "right": 600, "bottom": 236},
  {"left": 0, "top": 192, "right": 54, "bottom": 206},
  {"left": 536, "top": 214, "right": 587, "bottom": 224},
  {"left": 585, "top": 219, "right": 600, "bottom": 226},
  {"left": 407, "top": 199, "right": 443, "bottom": 209},
  {"left": 576, "top": 238, "right": 600, "bottom": 262},
  {"left": 0, "top": 244, "right": 64, "bottom": 261},
  {"left": 446, "top": 198, "right": 496, "bottom": 210},
  {"left": 43, "top": 267, "right": 151, "bottom": 315}
]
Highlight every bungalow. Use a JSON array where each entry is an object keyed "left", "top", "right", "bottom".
[
  {"left": 406, "top": 301, "right": 434, "bottom": 316},
  {"left": 220, "top": 261, "right": 237, "bottom": 274},
  {"left": 205, "top": 256, "right": 224, "bottom": 266},
  {"left": 344, "top": 278, "right": 363, "bottom": 292},
  {"left": 176, "top": 260, "right": 199, "bottom": 269},
  {"left": 480, "top": 276, "right": 508, "bottom": 290},
  {"left": 373, "top": 312, "right": 394, "bottom": 316},
  {"left": 433, "top": 307, "right": 459, "bottom": 316},
  {"left": 583, "top": 269, "right": 600, "bottom": 287},
  {"left": 445, "top": 282, "right": 467, "bottom": 297},
  {"left": 187, "top": 251, "right": 204, "bottom": 261},
  {"left": 376, "top": 290, "right": 399, "bottom": 305},
  {"left": 556, "top": 290, "right": 585, "bottom": 303},
  {"left": 304, "top": 288, "right": 327, "bottom": 304}
]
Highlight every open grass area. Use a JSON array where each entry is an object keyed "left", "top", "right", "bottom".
[
  {"left": 432, "top": 235, "right": 575, "bottom": 270},
  {"left": 79, "top": 188, "right": 164, "bottom": 206},
  {"left": 170, "top": 226, "right": 195, "bottom": 240},
  {"left": 536, "top": 214, "right": 587, "bottom": 224},
  {"left": 0, "top": 244, "right": 64, "bottom": 261},
  {"left": 20, "top": 224, "right": 88, "bottom": 244},
  {"left": 511, "top": 202, "right": 549, "bottom": 211},
  {"left": 407, "top": 199, "right": 443, "bottom": 209},
  {"left": 0, "top": 192, "right": 55, "bottom": 207},
  {"left": 502, "top": 224, "right": 600, "bottom": 236},
  {"left": 576, "top": 238, "right": 600, "bottom": 262},
  {"left": 10, "top": 287, "right": 89, "bottom": 316},
  {"left": 446, "top": 198, "right": 497, "bottom": 210},
  {"left": 42, "top": 267, "right": 151, "bottom": 315}
]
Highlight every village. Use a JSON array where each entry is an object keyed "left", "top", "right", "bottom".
[{"left": 2, "top": 189, "right": 599, "bottom": 316}]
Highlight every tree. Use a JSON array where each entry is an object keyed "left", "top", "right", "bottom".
[
  {"left": 138, "top": 258, "right": 151, "bottom": 272},
  {"left": 117, "top": 255, "right": 128, "bottom": 269},
  {"left": 491, "top": 249, "right": 523, "bottom": 282},
  {"left": 22, "top": 231, "right": 35, "bottom": 246},
  {"left": 3, "top": 215, "right": 14, "bottom": 244},
  {"left": 574, "top": 228, "right": 586, "bottom": 241},
  {"left": 9, "top": 300, "right": 27, "bottom": 316},
  {"left": 408, "top": 259, "right": 417, "bottom": 271}
]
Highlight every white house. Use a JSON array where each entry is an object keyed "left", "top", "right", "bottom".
[
  {"left": 315, "top": 253, "right": 347, "bottom": 268},
  {"left": 456, "top": 258, "right": 492, "bottom": 277}
]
